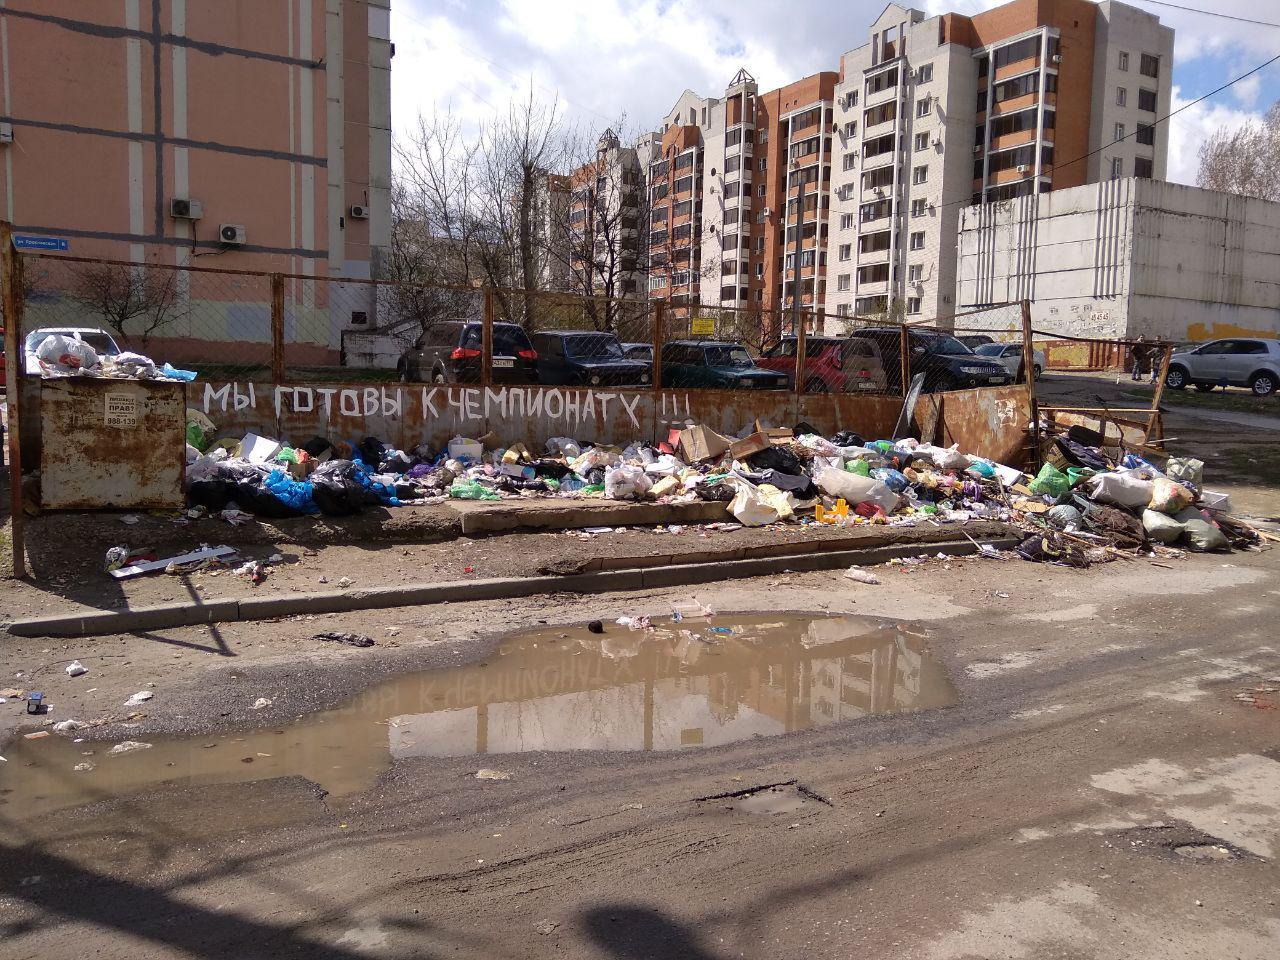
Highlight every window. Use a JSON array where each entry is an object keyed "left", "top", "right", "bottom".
[
  {"left": 1135, "top": 156, "right": 1153, "bottom": 179},
  {"left": 1114, "top": 122, "right": 1125, "bottom": 142},
  {"left": 755, "top": 262, "right": 764, "bottom": 278},
  {"left": 992, "top": 34, "right": 1041, "bottom": 71},
  {"left": 1140, "top": 53, "right": 1159, "bottom": 78},
  {"left": 859, "top": 230, "right": 890, "bottom": 254},
  {"left": 916, "top": 97, "right": 931, "bottom": 118},
  {"left": 909, "top": 231, "right": 925, "bottom": 250},
  {"left": 836, "top": 303, "right": 851, "bottom": 317},
  {"left": 917, "top": 63, "right": 933, "bottom": 84},
  {"left": 907, "top": 296, "right": 922, "bottom": 315},
  {"left": 908, "top": 264, "right": 923, "bottom": 282},
  {"left": 860, "top": 198, "right": 891, "bottom": 223},
  {"left": 759, "top": 157, "right": 767, "bottom": 172},
  {"left": 1110, "top": 157, "right": 1123, "bottom": 179},
  {"left": 1118, "top": 50, "right": 1129, "bottom": 71},
  {"left": 1138, "top": 88, "right": 1157, "bottom": 112},
  {"left": 843, "top": 152, "right": 857, "bottom": 171},
  {"left": 864, "top": 101, "right": 896, "bottom": 127},
  {"left": 755, "top": 237, "right": 764, "bottom": 252},
  {"left": 838, "top": 243, "right": 852, "bottom": 261},
  {"left": 988, "top": 107, "right": 1042, "bottom": 139},
  {"left": 843, "top": 90, "right": 859, "bottom": 109},
  {"left": 844, "top": 120, "right": 857, "bottom": 138},
  {"left": 911, "top": 198, "right": 927, "bottom": 218},
  {"left": 858, "top": 263, "right": 890, "bottom": 284},
  {"left": 1116, "top": 87, "right": 1127, "bottom": 107},
  {"left": 1136, "top": 122, "right": 1155, "bottom": 146},
  {"left": 915, "top": 131, "right": 929, "bottom": 152},
  {"left": 837, "top": 274, "right": 851, "bottom": 291},
  {"left": 839, "top": 213, "right": 853, "bottom": 229},
  {"left": 912, "top": 165, "right": 928, "bottom": 185},
  {"left": 991, "top": 73, "right": 1053, "bottom": 105},
  {"left": 863, "top": 133, "right": 896, "bottom": 158},
  {"left": 862, "top": 165, "right": 895, "bottom": 190},
  {"left": 866, "top": 68, "right": 899, "bottom": 97}
]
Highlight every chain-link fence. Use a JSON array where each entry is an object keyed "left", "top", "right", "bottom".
[{"left": 7, "top": 248, "right": 1038, "bottom": 401}]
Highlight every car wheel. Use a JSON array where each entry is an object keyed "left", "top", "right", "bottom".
[
  {"left": 1250, "top": 372, "right": 1277, "bottom": 396},
  {"left": 1193, "top": 382, "right": 1216, "bottom": 393},
  {"left": 1164, "top": 366, "right": 1188, "bottom": 390},
  {"left": 1032, "top": 364, "right": 1043, "bottom": 380},
  {"left": 939, "top": 375, "right": 961, "bottom": 392},
  {"left": 804, "top": 377, "right": 828, "bottom": 393},
  {"left": 398, "top": 362, "right": 416, "bottom": 383},
  {"left": 432, "top": 367, "right": 449, "bottom": 385}
]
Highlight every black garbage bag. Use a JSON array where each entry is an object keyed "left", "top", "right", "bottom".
[
  {"left": 533, "top": 459, "right": 572, "bottom": 480},
  {"left": 232, "top": 479, "right": 307, "bottom": 519},
  {"left": 356, "top": 436, "right": 386, "bottom": 468},
  {"left": 187, "top": 479, "right": 237, "bottom": 511},
  {"left": 393, "top": 482, "right": 419, "bottom": 500},
  {"left": 757, "top": 469, "right": 819, "bottom": 501},
  {"left": 1053, "top": 436, "right": 1110, "bottom": 471},
  {"left": 748, "top": 445, "right": 805, "bottom": 476},
  {"left": 793, "top": 421, "right": 821, "bottom": 437},
  {"left": 585, "top": 466, "right": 607, "bottom": 486},
  {"left": 379, "top": 450, "right": 412, "bottom": 474},
  {"left": 832, "top": 430, "right": 865, "bottom": 448},
  {"left": 311, "top": 459, "right": 376, "bottom": 516},
  {"left": 696, "top": 480, "right": 735, "bottom": 502}
]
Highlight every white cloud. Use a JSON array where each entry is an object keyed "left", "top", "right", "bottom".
[{"left": 1165, "top": 85, "right": 1263, "bottom": 185}]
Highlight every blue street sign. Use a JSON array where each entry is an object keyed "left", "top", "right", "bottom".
[{"left": 12, "top": 235, "right": 69, "bottom": 252}]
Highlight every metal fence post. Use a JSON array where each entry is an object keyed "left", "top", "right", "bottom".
[
  {"left": 1020, "top": 299, "right": 1042, "bottom": 466},
  {"left": 898, "top": 324, "right": 910, "bottom": 397},
  {"left": 1, "top": 221, "right": 26, "bottom": 578},
  {"left": 270, "top": 272, "right": 285, "bottom": 383},
  {"left": 481, "top": 287, "right": 494, "bottom": 388},
  {"left": 794, "top": 308, "right": 808, "bottom": 395},
  {"left": 652, "top": 300, "right": 666, "bottom": 395}
]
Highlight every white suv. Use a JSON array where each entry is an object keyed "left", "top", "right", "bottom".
[{"left": 1165, "top": 338, "right": 1280, "bottom": 396}]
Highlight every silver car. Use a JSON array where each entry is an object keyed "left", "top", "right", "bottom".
[
  {"left": 1165, "top": 338, "right": 1280, "bottom": 396},
  {"left": 974, "top": 342, "right": 1045, "bottom": 379}
]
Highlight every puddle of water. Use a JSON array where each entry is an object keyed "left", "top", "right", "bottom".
[{"left": 0, "top": 613, "right": 955, "bottom": 817}]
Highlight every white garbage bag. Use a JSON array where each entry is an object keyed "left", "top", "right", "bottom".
[
  {"left": 36, "top": 334, "right": 100, "bottom": 373},
  {"left": 604, "top": 464, "right": 652, "bottom": 500},
  {"left": 729, "top": 481, "right": 780, "bottom": 527},
  {"left": 1086, "top": 470, "right": 1154, "bottom": 508},
  {"left": 813, "top": 464, "right": 899, "bottom": 512}
]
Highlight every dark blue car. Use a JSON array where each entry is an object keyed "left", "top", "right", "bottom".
[{"left": 531, "top": 331, "right": 651, "bottom": 386}]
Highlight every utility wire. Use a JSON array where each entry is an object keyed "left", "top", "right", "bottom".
[
  {"left": 1136, "top": 1, "right": 1280, "bottom": 29},
  {"left": 934, "top": 48, "right": 1280, "bottom": 212}
]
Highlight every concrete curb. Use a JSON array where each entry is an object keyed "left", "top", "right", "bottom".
[{"left": 5, "top": 536, "right": 1020, "bottom": 638}]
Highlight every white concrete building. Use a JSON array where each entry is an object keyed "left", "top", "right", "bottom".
[{"left": 956, "top": 178, "right": 1280, "bottom": 342}]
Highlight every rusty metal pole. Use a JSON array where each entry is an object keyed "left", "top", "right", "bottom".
[
  {"left": 481, "top": 287, "right": 494, "bottom": 389},
  {"left": 794, "top": 305, "right": 808, "bottom": 395},
  {"left": 1020, "top": 299, "right": 1042, "bottom": 467},
  {"left": 652, "top": 300, "right": 666, "bottom": 393},
  {"left": 270, "top": 273, "right": 285, "bottom": 384},
  {"left": 898, "top": 323, "right": 910, "bottom": 398},
  {"left": 1, "top": 222, "right": 26, "bottom": 578}
]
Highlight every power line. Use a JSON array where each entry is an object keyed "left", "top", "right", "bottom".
[
  {"left": 1136, "top": 1, "right": 1280, "bottom": 29},
  {"left": 935, "top": 48, "right": 1280, "bottom": 212}
]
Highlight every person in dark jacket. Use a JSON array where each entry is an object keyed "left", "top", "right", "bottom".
[{"left": 1130, "top": 336, "right": 1150, "bottom": 382}]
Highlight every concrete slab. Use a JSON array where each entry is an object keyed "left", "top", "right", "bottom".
[{"left": 445, "top": 498, "right": 730, "bottom": 535}]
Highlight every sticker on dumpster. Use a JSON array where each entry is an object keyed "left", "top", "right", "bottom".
[{"left": 104, "top": 393, "right": 139, "bottom": 428}]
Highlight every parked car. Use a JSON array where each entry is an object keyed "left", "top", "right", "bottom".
[
  {"left": 24, "top": 327, "right": 122, "bottom": 374},
  {"left": 974, "top": 342, "right": 1045, "bottom": 378},
  {"left": 398, "top": 321, "right": 538, "bottom": 384},
  {"left": 1165, "top": 338, "right": 1280, "bottom": 396},
  {"left": 755, "top": 335, "right": 888, "bottom": 392},
  {"left": 531, "top": 331, "right": 651, "bottom": 386},
  {"left": 957, "top": 334, "right": 995, "bottom": 350},
  {"left": 620, "top": 343, "right": 653, "bottom": 364},
  {"left": 659, "top": 340, "right": 789, "bottom": 390},
  {"left": 854, "top": 328, "right": 1012, "bottom": 392}
]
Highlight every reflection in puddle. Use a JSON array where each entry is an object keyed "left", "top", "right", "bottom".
[{"left": 0, "top": 613, "right": 956, "bottom": 816}]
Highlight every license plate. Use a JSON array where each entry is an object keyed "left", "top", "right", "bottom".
[
  {"left": 856, "top": 382, "right": 877, "bottom": 390},
  {"left": 493, "top": 358, "right": 514, "bottom": 368}
]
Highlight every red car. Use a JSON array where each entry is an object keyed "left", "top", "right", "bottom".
[{"left": 756, "top": 335, "right": 888, "bottom": 393}]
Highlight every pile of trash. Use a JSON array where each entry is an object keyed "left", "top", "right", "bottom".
[
  {"left": 32, "top": 334, "right": 196, "bottom": 381},
  {"left": 180, "top": 415, "right": 1262, "bottom": 561}
]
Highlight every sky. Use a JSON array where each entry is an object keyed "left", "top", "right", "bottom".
[{"left": 389, "top": 0, "right": 1280, "bottom": 185}]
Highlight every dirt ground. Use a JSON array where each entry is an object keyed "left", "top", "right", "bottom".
[{"left": 2, "top": 541, "right": 1279, "bottom": 959}]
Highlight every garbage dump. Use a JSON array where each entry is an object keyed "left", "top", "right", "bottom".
[
  {"left": 178, "top": 415, "right": 1260, "bottom": 562},
  {"left": 31, "top": 333, "right": 196, "bottom": 381}
]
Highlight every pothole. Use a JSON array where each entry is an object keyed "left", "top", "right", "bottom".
[
  {"left": 1173, "top": 843, "right": 1235, "bottom": 862},
  {"left": 0, "top": 612, "right": 955, "bottom": 816},
  {"left": 695, "top": 779, "right": 833, "bottom": 816},
  {"left": 1109, "top": 824, "right": 1260, "bottom": 864}
]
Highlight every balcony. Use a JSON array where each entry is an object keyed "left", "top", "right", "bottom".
[{"left": 858, "top": 246, "right": 891, "bottom": 266}]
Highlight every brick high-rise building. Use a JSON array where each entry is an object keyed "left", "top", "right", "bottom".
[{"left": 636, "top": 0, "right": 1171, "bottom": 333}]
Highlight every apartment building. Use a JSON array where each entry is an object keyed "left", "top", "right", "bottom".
[
  {"left": 565, "top": 130, "right": 648, "bottom": 301},
  {"left": 824, "top": 0, "right": 1173, "bottom": 326}
]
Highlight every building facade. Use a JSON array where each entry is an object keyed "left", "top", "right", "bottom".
[
  {"left": 956, "top": 178, "right": 1280, "bottom": 342},
  {"left": 565, "top": 130, "right": 647, "bottom": 302},
  {"left": 1, "top": 0, "right": 392, "bottom": 364},
  {"left": 823, "top": 0, "right": 1173, "bottom": 328}
]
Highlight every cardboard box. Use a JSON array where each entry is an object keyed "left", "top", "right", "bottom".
[
  {"left": 678, "top": 425, "right": 732, "bottom": 463},
  {"left": 752, "top": 418, "right": 793, "bottom": 444},
  {"left": 727, "top": 432, "right": 772, "bottom": 461}
]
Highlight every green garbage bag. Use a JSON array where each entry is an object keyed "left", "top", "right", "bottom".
[
  {"left": 1028, "top": 463, "right": 1070, "bottom": 498},
  {"left": 449, "top": 479, "right": 499, "bottom": 501},
  {"left": 845, "top": 459, "right": 871, "bottom": 477},
  {"left": 1066, "top": 466, "right": 1096, "bottom": 488},
  {"left": 185, "top": 422, "right": 207, "bottom": 451},
  {"left": 275, "top": 446, "right": 299, "bottom": 464},
  {"left": 581, "top": 483, "right": 605, "bottom": 495}
]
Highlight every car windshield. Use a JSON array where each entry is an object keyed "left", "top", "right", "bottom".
[
  {"left": 563, "top": 335, "right": 623, "bottom": 360},
  {"left": 704, "top": 345, "right": 755, "bottom": 367},
  {"left": 929, "top": 336, "right": 972, "bottom": 355},
  {"left": 974, "top": 343, "right": 1004, "bottom": 357}
]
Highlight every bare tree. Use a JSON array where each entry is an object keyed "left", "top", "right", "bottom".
[
  {"left": 1197, "top": 102, "right": 1280, "bottom": 202},
  {"left": 71, "top": 263, "right": 180, "bottom": 347}
]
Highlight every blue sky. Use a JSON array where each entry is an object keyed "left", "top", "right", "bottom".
[{"left": 390, "top": 0, "right": 1280, "bottom": 184}]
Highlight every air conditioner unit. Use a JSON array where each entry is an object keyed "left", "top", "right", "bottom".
[
  {"left": 170, "top": 198, "right": 203, "bottom": 220},
  {"left": 973, "top": 145, "right": 983, "bottom": 154},
  {"left": 219, "top": 223, "right": 247, "bottom": 245},
  {"left": 0, "top": 121, "right": 13, "bottom": 144},
  {"left": 932, "top": 138, "right": 942, "bottom": 148},
  {"left": 349, "top": 204, "right": 369, "bottom": 220},
  {"left": 1052, "top": 54, "right": 1062, "bottom": 64},
  {"left": 1017, "top": 164, "right": 1029, "bottom": 174}
]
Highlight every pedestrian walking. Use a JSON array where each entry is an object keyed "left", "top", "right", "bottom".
[{"left": 1129, "top": 336, "right": 1149, "bottom": 382}]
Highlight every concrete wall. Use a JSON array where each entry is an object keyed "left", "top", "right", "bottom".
[
  {"left": 194, "top": 380, "right": 1033, "bottom": 466},
  {"left": 956, "top": 177, "right": 1280, "bottom": 341}
]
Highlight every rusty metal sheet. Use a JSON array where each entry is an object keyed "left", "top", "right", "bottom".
[
  {"left": 194, "top": 380, "right": 1028, "bottom": 464},
  {"left": 40, "top": 379, "right": 186, "bottom": 509},
  {"left": 934, "top": 384, "right": 1032, "bottom": 466}
]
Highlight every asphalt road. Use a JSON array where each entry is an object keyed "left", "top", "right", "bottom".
[{"left": 2, "top": 540, "right": 1279, "bottom": 959}]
